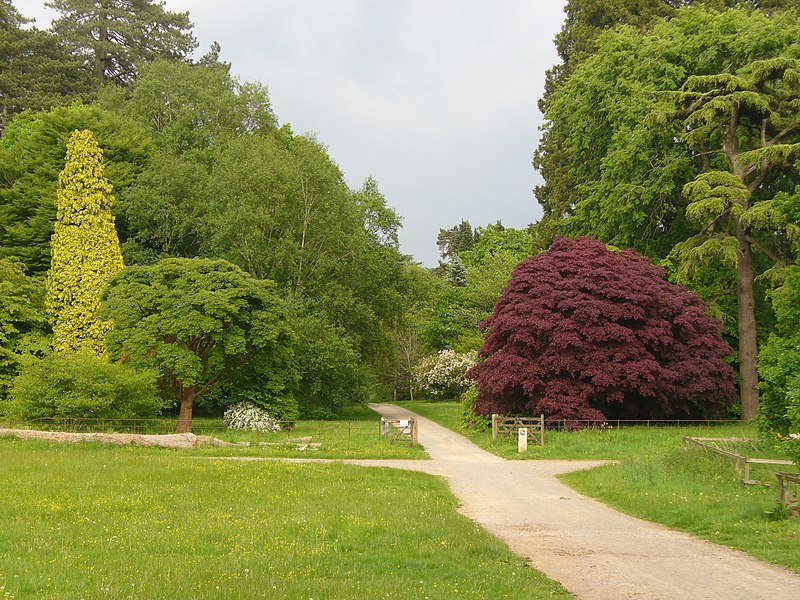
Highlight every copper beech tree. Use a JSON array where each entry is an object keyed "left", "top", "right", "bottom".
[{"left": 469, "top": 237, "right": 736, "bottom": 422}]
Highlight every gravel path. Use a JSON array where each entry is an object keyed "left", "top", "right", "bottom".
[
  {"left": 210, "top": 403, "right": 800, "bottom": 598},
  {"left": 360, "top": 404, "right": 800, "bottom": 600}
]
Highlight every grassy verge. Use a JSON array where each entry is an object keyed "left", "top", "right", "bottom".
[
  {"left": 396, "top": 401, "right": 770, "bottom": 460},
  {"left": 0, "top": 439, "right": 572, "bottom": 599},
  {"left": 562, "top": 447, "right": 800, "bottom": 573},
  {"left": 397, "top": 400, "right": 800, "bottom": 574}
]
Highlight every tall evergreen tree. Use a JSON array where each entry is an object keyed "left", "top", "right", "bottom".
[
  {"left": 46, "top": 0, "right": 197, "bottom": 84},
  {"left": 536, "top": 0, "right": 800, "bottom": 221},
  {"left": 447, "top": 256, "right": 468, "bottom": 287},
  {"left": 0, "top": 0, "right": 93, "bottom": 135},
  {"left": 46, "top": 129, "right": 124, "bottom": 354},
  {"left": 437, "top": 220, "right": 480, "bottom": 261}
]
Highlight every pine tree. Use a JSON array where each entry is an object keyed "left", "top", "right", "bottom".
[
  {"left": 46, "top": 0, "right": 197, "bottom": 85},
  {"left": 0, "top": 1, "right": 93, "bottom": 135},
  {"left": 447, "top": 256, "right": 468, "bottom": 287},
  {"left": 46, "top": 129, "right": 124, "bottom": 354}
]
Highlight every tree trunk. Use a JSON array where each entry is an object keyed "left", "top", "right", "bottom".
[
  {"left": 176, "top": 388, "right": 195, "bottom": 433},
  {"left": 95, "top": 2, "right": 109, "bottom": 82},
  {"left": 736, "top": 224, "right": 759, "bottom": 421}
]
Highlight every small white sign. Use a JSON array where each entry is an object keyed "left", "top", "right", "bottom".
[{"left": 399, "top": 419, "right": 409, "bottom": 427}]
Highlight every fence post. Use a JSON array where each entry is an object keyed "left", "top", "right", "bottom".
[
  {"left": 411, "top": 417, "right": 418, "bottom": 445},
  {"left": 539, "top": 414, "right": 545, "bottom": 446},
  {"left": 492, "top": 414, "right": 498, "bottom": 440}
]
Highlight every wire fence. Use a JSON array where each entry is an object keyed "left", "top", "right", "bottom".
[
  {"left": 543, "top": 418, "right": 740, "bottom": 430},
  {"left": 0, "top": 416, "right": 369, "bottom": 441},
  {"left": 1, "top": 416, "right": 744, "bottom": 436}
]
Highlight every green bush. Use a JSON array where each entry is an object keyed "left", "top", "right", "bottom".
[
  {"left": 459, "top": 385, "right": 490, "bottom": 431},
  {"left": 785, "top": 436, "right": 800, "bottom": 469},
  {"left": 8, "top": 353, "right": 164, "bottom": 422}
]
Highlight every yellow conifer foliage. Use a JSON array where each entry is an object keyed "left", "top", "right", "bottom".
[{"left": 46, "top": 129, "right": 124, "bottom": 355}]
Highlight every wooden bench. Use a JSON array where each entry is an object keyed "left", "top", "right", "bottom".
[{"left": 776, "top": 472, "right": 800, "bottom": 515}]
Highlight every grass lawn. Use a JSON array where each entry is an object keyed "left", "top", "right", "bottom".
[
  {"left": 3, "top": 405, "right": 428, "bottom": 461},
  {"left": 0, "top": 438, "right": 572, "bottom": 599},
  {"left": 188, "top": 404, "right": 429, "bottom": 460},
  {"left": 398, "top": 401, "right": 800, "bottom": 574}
]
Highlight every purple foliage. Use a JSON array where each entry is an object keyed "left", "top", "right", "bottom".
[{"left": 469, "top": 237, "right": 736, "bottom": 421}]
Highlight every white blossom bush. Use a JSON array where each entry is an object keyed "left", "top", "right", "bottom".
[
  {"left": 223, "top": 401, "right": 281, "bottom": 432},
  {"left": 413, "top": 349, "right": 477, "bottom": 399}
]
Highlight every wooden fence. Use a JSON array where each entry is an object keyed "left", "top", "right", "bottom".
[
  {"left": 683, "top": 437, "right": 795, "bottom": 485},
  {"left": 776, "top": 472, "right": 800, "bottom": 515},
  {"left": 491, "top": 414, "right": 544, "bottom": 446},
  {"left": 380, "top": 417, "right": 418, "bottom": 446}
]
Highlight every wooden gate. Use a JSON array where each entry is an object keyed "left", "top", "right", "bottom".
[
  {"left": 491, "top": 414, "right": 544, "bottom": 446},
  {"left": 380, "top": 417, "right": 418, "bottom": 446}
]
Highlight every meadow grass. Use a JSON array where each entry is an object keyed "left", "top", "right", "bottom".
[
  {"left": 188, "top": 404, "right": 428, "bottom": 460},
  {"left": 0, "top": 438, "right": 572, "bottom": 599},
  {"left": 398, "top": 401, "right": 800, "bottom": 574},
  {"left": 4, "top": 405, "right": 428, "bottom": 461}
]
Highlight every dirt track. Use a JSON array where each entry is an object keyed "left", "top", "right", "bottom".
[{"left": 358, "top": 404, "right": 800, "bottom": 599}]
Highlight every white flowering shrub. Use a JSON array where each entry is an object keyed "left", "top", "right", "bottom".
[
  {"left": 413, "top": 349, "right": 477, "bottom": 399},
  {"left": 223, "top": 401, "right": 281, "bottom": 432}
]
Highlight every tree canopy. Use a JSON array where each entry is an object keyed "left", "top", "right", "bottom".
[
  {"left": 0, "top": 258, "right": 48, "bottom": 403},
  {"left": 99, "top": 258, "right": 297, "bottom": 433},
  {"left": 46, "top": 0, "right": 196, "bottom": 84},
  {"left": 0, "top": 1, "right": 93, "bottom": 136},
  {"left": 470, "top": 237, "right": 735, "bottom": 421},
  {"left": 46, "top": 129, "right": 124, "bottom": 355},
  {"left": 533, "top": 6, "right": 800, "bottom": 419}
]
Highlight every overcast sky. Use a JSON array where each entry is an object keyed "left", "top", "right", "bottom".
[{"left": 15, "top": 0, "right": 567, "bottom": 265}]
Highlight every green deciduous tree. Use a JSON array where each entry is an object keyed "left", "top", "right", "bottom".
[
  {"left": 46, "top": 129, "right": 124, "bottom": 355},
  {"left": 46, "top": 0, "right": 197, "bottom": 84},
  {"left": 0, "top": 258, "right": 49, "bottom": 405},
  {"left": 116, "top": 58, "right": 277, "bottom": 150},
  {"left": 758, "top": 194, "right": 800, "bottom": 433},
  {"left": 758, "top": 264, "right": 800, "bottom": 433},
  {"left": 351, "top": 176, "right": 401, "bottom": 249},
  {"left": 541, "top": 1, "right": 800, "bottom": 116},
  {"left": 99, "top": 258, "right": 297, "bottom": 433},
  {"left": 459, "top": 223, "right": 532, "bottom": 269}
]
